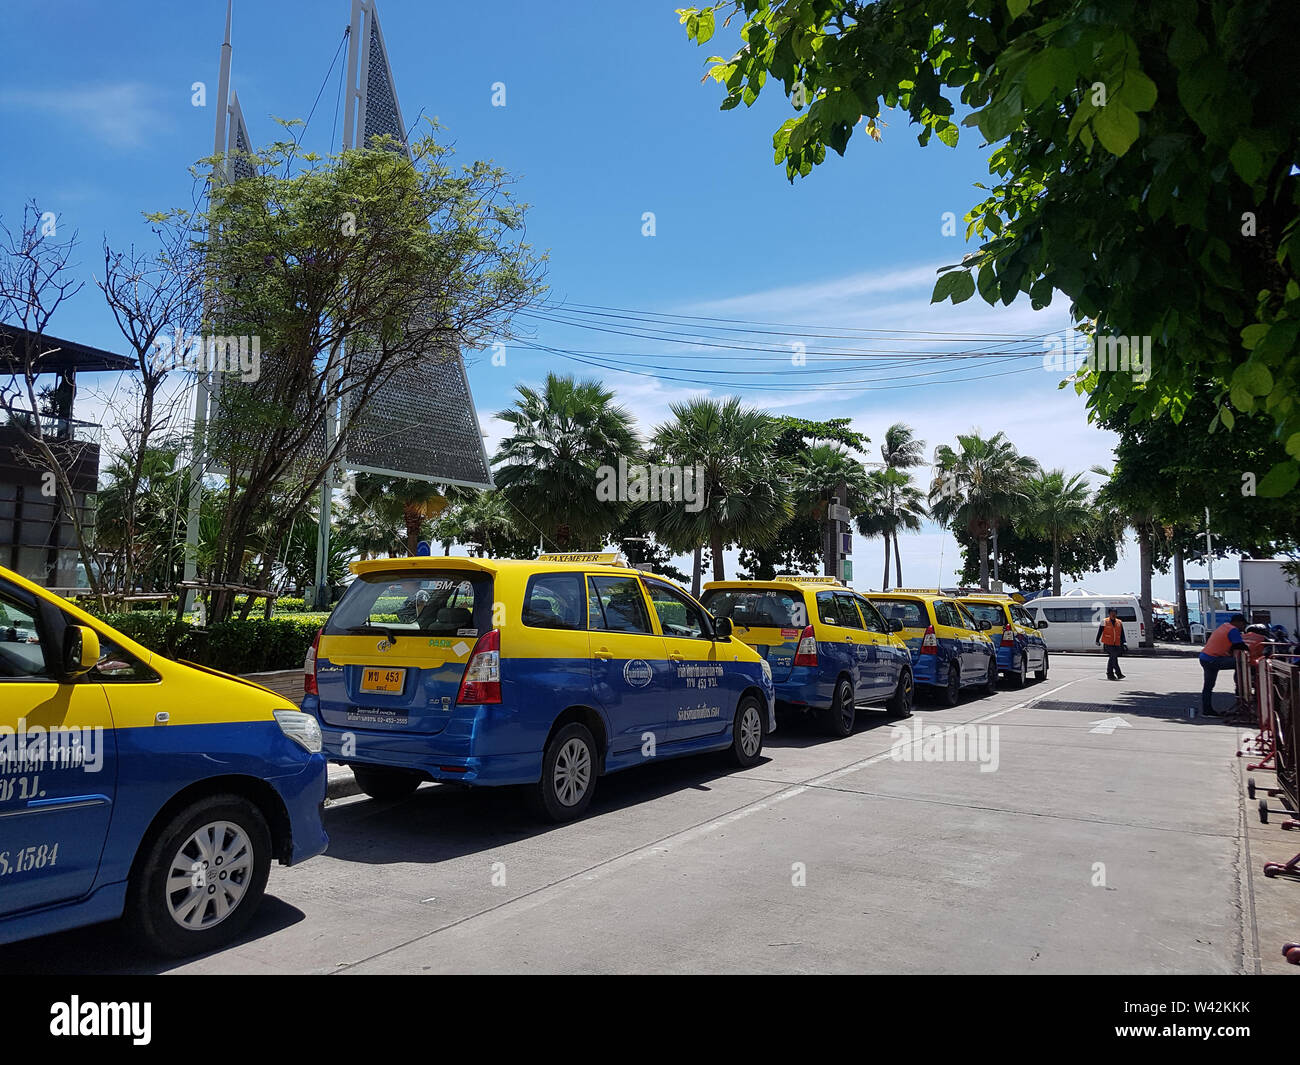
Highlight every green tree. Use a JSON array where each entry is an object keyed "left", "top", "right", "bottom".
[
  {"left": 929, "top": 431, "right": 1039, "bottom": 590},
  {"left": 680, "top": 0, "right": 1300, "bottom": 495},
  {"left": 857, "top": 467, "right": 928, "bottom": 591},
  {"left": 878, "top": 422, "right": 927, "bottom": 587},
  {"left": 493, "top": 373, "right": 640, "bottom": 550},
  {"left": 645, "top": 396, "right": 794, "bottom": 582},
  {"left": 1019, "top": 469, "right": 1096, "bottom": 596}
]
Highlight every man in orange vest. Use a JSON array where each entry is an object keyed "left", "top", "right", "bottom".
[
  {"left": 1095, "top": 607, "right": 1126, "bottom": 679},
  {"left": 1199, "top": 613, "right": 1247, "bottom": 717}
]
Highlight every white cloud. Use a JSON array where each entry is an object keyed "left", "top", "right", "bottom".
[{"left": 0, "top": 83, "right": 168, "bottom": 150}]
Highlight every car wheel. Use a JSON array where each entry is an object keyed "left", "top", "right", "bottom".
[
  {"left": 730, "top": 695, "right": 766, "bottom": 767},
  {"left": 940, "top": 664, "right": 961, "bottom": 707},
  {"left": 127, "top": 794, "right": 271, "bottom": 958},
  {"left": 352, "top": 764, "right": 423, "bottom": 801},
  {"left": 824, "top": 677, "right": 857, "bottom": 737},
  {"left": 983, "top": 656, "right": 998, "bottom": 694},
  {"left": 530, "top": 722, "right": 597, "bottom": 822},
  {"left": 1034, "top": 651, "right": 1049, "bottom": 682},
  {"left": 886, "top": 669, "right": 914, "bottom": 718},
  {"left": 1009, "top": 653, "right": 1028, "bottom": 688}
]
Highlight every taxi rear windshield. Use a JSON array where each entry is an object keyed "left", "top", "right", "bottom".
[
  {"left": 962, "top": 603, "right": 1007, "bottom": 626},
  {"left": 701, "top": 588, "right": 801, "bottom": 628},
  {"left": 872, "top": 598, "right": 928, "bottom": 628},
  {"left": 327, "top": 571, "right": 491, "bottom": 638}
]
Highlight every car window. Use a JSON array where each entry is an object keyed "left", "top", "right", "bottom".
[
  {"left": 962, "top": 602, "right": 1006, "bottom": 627},
  {"left": 523, "top": 572, "right": 586, "bottom": 630},
  {"left": 955, "top": 602, "right": 982, "bottom": 630},
  {"left": 815, "top": 591, "right": 841, "bottom": 626},
  {"left": 856, "top": 597, "right": 887, "bottom": 634},
  {"left": 934, "top": 601, "right": 963, "bottom": 628},
  {"left": 0, "top": 591, "right": 49, "bottom": 679},
  {"left": 700, "top": 589, "right": 802, "bottom": 628},
  {"left": 90, "top": 634, "right": 159, "bottom": 683},
  {"left": 832, "top": 593, "right": 864, "bottom": 629},
  {"left": 644, "top": 579, "right": 709, "bottom": 639},
  {"left": 327, "top": 571, "right": 490, "bottom": 637},
  {"left": 588, "top": 576, "right": 653, "bottom": 635},
  {"left": 871, "top": 598, "right": 927, "bottom": 628},
  {"left": 1011, "top": 605, "right": 1035, "bottom": 626}
]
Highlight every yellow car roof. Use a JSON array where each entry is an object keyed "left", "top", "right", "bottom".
[{"left": 350, "top": 556, "right": 640, "bottom": 578}]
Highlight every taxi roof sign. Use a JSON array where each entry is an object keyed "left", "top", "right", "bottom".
[
  {"left": 783, "top": 575, "right": 842, "bottom": 586},
  {"left": 535, "top": 551, "right": 624, "bottom": 565}
]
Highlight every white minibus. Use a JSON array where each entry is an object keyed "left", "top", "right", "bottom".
[{"left": 1028, "top": 594, "right": 1146, "bottom": 652}]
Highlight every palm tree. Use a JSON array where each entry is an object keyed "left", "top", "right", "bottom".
[
  {"left": 350, "top": 472, "right": 449, "bottom": 556},
  {"left": 929, "top": 431, "right": 1040, "bottom": 590},
  {"left": 1092, "top": 464, "right": 1161, "bottom": 645},
  {"left": 1019, "top": 469, "right": 1096, "bottom": 595},
  {"left": 646, "top": 397, "right": 793, "bottom": 582},
  {"left": 857, "top": 467, "right": 928, "bottom": 590},
  {"left": 440, "top": 490, "right": 522, "bottom": 557},
  {"left": 878, "top": 423, "right": 927, "bottom": 587},
  {"left": 493, "top": 373, "right": 640, "bottom": 549}
]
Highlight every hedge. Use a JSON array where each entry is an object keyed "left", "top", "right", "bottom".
[{"left": 93, "top": 613, "right": 324, "bottom": 675}]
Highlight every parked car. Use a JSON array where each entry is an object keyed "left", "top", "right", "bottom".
[
  {"left": 302, "top": 553, "right": 776, "bottom": 822},
  {"left": 957, "top": 593, "right": 1049, "bottom": 687},
  {"left": 701, "top": 576, "right": 914, "bottom": 736},
  {"left": 866, "top": 590, "right": 999, "bottom": 706},
  {"left": 0, "top": 565, "right": 327, "bottom": 956}
]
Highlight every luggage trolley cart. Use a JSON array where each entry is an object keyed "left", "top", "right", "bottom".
[{"left": 1248, "top": 644, "right": 1297, "bottom": 820}]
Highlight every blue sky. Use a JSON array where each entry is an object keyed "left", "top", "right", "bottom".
[{"left": 1, "top": 0, "right": 1220, "bottom": 599}]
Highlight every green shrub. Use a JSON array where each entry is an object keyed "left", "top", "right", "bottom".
[{"left": 92, "top": 612, "right": 324, "bottom": 675}]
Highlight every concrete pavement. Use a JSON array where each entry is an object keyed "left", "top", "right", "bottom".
[{"left": 4, "top": 653, "right": 1296, "bottom": 974}]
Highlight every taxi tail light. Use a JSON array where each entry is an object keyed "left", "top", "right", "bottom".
[
  {"left": 921, "top": 626, "right": 939, "bottom": 654},
  {"left": 1000, "top": 627, "right": 1015, "bottom": 647},
  {"left": 793, "top": 625, "right": 818, "bottom": 667},
  {"left": 457, "top": 629, "right": 501, "bottom": 705},
  {"left": 304, "top": 629, "right": 322, "bottom": 695}
]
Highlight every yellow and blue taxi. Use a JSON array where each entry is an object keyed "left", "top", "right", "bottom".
[
  {"left": 956, "top": 592, "right": 1049, "bottom": 688},
  {"left": 0, "top": 565, "right": 327, "bottom": 956},
  {"left": 303, "top": 554, "right": 776, "bottom": 822},
  {"left": 700, "top": 576, "right": 914, "bottom": 737},
  {"left": 865, "top": 589, "right": 998, "bottom": 706}
]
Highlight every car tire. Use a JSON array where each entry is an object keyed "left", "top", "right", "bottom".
[
  {"left": 1009, "top": 653, "right": 1028, "bottom": 688},
  {"left": 886, "top": 669, "right": 914, "bottom": 718},
  {"left": 940, "top": 664, "right": 961, "bottom": 707},
  {"left": 126, "top": 794, "right": 271, "bottom": 958},
  {"left": 824, "top": 677, "right": 857, "bottom": 737},
  {"left": 730, "top": 695, "right": 766, "bottom": 767},
  {"left": 352, "top": 764, "right": 424, "bottom": 801},
  {"left": 1034, "top": 651, "right": 1049, "bottom": 682},
  {"left": 983, "top": 656, "right": 998, "bottom": 694},
  {"left": 530, "top": 722, "right": 598, "bottom": 822}
]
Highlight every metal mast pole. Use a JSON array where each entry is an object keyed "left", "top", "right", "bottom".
[
  {"left": 1205, "top": 506, "right": 1215, "bottom": 627},
  {"left": 184, "top": 0, "right": 233, "bottom": 613}
]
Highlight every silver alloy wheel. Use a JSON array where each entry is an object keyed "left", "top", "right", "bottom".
[
  {"left": 553, "top": 736, "right": 592, "bottom": 807},
  {"left": 739, "top": 704, "right": 762, "bottom": 757},
  {"left": 165, "top": 820, "right": 253, "bottom": 931}
]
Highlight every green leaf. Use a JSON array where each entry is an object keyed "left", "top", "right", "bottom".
[
  {"left": 1286, "top": 433, "right": 1300, "bottom": 460},
  {"left": 1220, "top": 406, "right": 1235, "bottom": 430},
  {"left": 935, "top": 120, "right": 959, "bottom": 147},
  {"left": 1007, "top": 0, "right": 1030, "bottom": 19},
  {"left": 1240, "top": 323, "right": 1269, "bottom": 350},
  {"left": 1024, "top": 51, "right": 1058, "bottom": 107},
  {"left": 1092, "top": 101, "right": 1140, "bottom": 156},
  {"left": 1230, "top": 383, "right": 1255, "bottom": 412},
  {"left": 1232, "top": 360, "right": 1274, "bottom": 396},
  {"left": 1229, "top": 137, "right": 1264, "bottom": 184},
  {"left": 1257, "top": 461, "right": 1300, "bottom": 498},
  {"left": 931, "top": 270, "right": 975, "bottom": 304},
  {"left": 696, "top": 8, "right": 715, "bottom": 43},
  {"left": 1119, "top": 70, "right": 1158, "bottom": 112}
]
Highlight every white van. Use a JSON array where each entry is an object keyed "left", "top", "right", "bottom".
[{"left": 1028, "top": 594, "right": 1146, "bottom": 652}]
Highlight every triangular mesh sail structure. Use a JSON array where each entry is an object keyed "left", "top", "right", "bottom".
[{"left": 338, "top": 0, "right": 493, "bottom": 488}]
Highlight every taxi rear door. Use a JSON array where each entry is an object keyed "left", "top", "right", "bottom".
[
  {"left": 585, "top": 574, "right": 673, "bottom": 755},
  {"left": 0, "top": 581, "right": 117, "bottom": 918},
  {"left": 643, "top": 578, "right": 733, "bottom": 744}
]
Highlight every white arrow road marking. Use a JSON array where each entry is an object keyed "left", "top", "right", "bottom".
[{"left": 1088, "top": 716, "right": 1132, "bottom": 735}]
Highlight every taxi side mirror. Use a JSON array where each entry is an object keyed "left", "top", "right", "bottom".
[
  {"left": 976, "top": 620, "right": 991, "bottom": 631},
  {"left": 888, "top": 618, "right": 903, "bottom": 633},
  {"left": 713, "top": 616, "right": 733, "bottom": 640},
  {"left": 63, "top": 625, "right": 100, "bottom": 679},
  {"left": 1037, "top": 620, "right": 1048, "bottom": 629}
]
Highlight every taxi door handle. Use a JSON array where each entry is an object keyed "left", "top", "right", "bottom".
[
  {"left": 594, "top": 647, "right": 613, "bottom": 660},
  {"left": 845, "top": 636, "right": 855, "bottom": 643},
  {"left": 668, "top": 652, "right": 685, "bottom": 662}
]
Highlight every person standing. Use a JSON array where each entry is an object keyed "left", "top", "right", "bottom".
[
  {"left": 1096, "top": 607, "right": 1126, "bottom": 680},
  {"left": 1198, "top": 613, "right": 1247, "bottom": 717}
]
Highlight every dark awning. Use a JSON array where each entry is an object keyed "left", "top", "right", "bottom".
[{"left": 0, "top": 324, "right": 136, "bottom": 373}]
